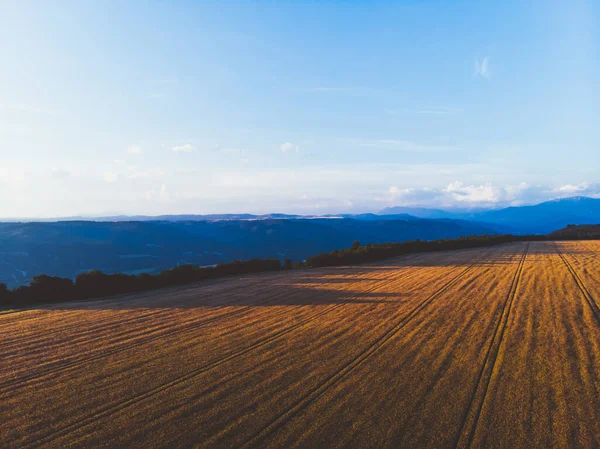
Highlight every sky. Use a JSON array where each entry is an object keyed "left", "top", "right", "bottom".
[{"left": 0, "top": 0, "right": 598, "bottom": 218}]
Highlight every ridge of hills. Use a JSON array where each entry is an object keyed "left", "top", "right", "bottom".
[{"left": 380, "top": 196, "right": 600, "bottom": 233}]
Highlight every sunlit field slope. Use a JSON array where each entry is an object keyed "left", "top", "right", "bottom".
[{"left": 2, "top": 241, "right": 600, "bottom": 448}]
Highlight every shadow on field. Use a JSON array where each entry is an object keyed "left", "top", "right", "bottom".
[{"left": 38, "top": 283, "right": 416, "bottom": 311}]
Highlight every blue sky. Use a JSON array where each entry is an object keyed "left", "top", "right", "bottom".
[{"left": 0, "top": 0, "right": 598, "bottom": 217}]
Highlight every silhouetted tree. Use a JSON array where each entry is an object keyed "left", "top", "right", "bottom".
[{"left": 0, "top": 283, "right": 10, "bottom": 306}]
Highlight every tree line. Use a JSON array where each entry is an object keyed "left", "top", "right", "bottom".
[
  {"left": 0, "top": 228, "right": 591, "bottom": 309},
  {"left": 303, "top": 234, "right": 544, "bottom": 267},
  {"left": 0, "top": 258, "right": 286, "bottom": 309}
]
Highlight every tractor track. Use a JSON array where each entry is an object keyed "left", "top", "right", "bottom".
[{"left": 453, "top": 242, "right": 529, "bottom": 449}]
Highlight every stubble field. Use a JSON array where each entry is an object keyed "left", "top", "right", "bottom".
[{"left": 2, "top": 241, "right": 600, "bottom": 448}]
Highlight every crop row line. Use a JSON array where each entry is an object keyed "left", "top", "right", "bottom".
[
  {"left": 454, "top": 242, "right": 529, "bottom": 449},
  {"left": 554, "top": 242, "right": 600, "bottom": 323}
]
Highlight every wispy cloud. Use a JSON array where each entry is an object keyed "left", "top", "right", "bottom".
[
  {"left": 171, "top": 144, "right": 195, "bottom": 153},
  {"left": 444, "top": 181, "right": 498, "bottom": 203},
  {"left": 385, "top": 181, "right": 600, "bottom": 209},
  {"left": 474, "top": 56, "right": 490, "bottom": 79}
]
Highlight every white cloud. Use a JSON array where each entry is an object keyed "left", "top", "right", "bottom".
[
  {"left": 474, "top": 56, "right": 490, "bottom": 79},
  {"left": 557, "top": 183, "right": 588, "bottom": 193},
  {"left": 103, "top": 172, "right": 118, "bottom": 183},
  {"left": 386, "top": 182, "right": 551, "bottom": 209},
  {"left": 280, "top": 142, "right": 299, "bottom": 153},
  {"left": 389, "top": 186, "right": 414, "bottom": 197},
  {"left": 444, "top": 181, "right": 498, "bottom": 203},
  {"left": 126, "top": 145, "right": 143, "bottom": 155},
  {"left": 171, "top": 144, "right": 195, "bottom": 153}
]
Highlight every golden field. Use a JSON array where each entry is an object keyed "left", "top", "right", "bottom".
[{"left": 2, "top": 241, "right": 600, "bottom": 448}]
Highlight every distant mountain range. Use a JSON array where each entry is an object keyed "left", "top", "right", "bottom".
[
  {"left": 380, "top": 196, "right": 600, "bottom": 234},
  {"left": 6, "top": 196, "right": 599, "bottom": 235}
]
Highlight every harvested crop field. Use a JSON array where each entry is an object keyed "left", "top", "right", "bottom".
[{"left": 2, "top": 241, "right": 600, "bottom": 448}]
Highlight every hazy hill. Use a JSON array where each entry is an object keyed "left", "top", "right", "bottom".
[
  {"left": 378, "top": 206, "right": 455, "bottom": 219},
  {"left": 471, "top": 197, "right": 600, "bottom": 233},
  {"left": 380, "top": 196, "right": 600, "bottom": 234},
  {"left": 0, "top": 218, "right": 496, "bottom": 287}
]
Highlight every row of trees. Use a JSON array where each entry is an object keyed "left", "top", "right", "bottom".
[
  {"left": 0, "top": 258, "right": 289, "bottom": 308},
  {"left": 304, "top": 234, "right": 545, "bottom": 267}
]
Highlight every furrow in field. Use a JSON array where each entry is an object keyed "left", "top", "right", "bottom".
[
  {"left": 453, "top": 242, "right": 529, "bottom": 449},
  {"left": 554, "top": 242, "right": 600, "bottom": 323}
]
